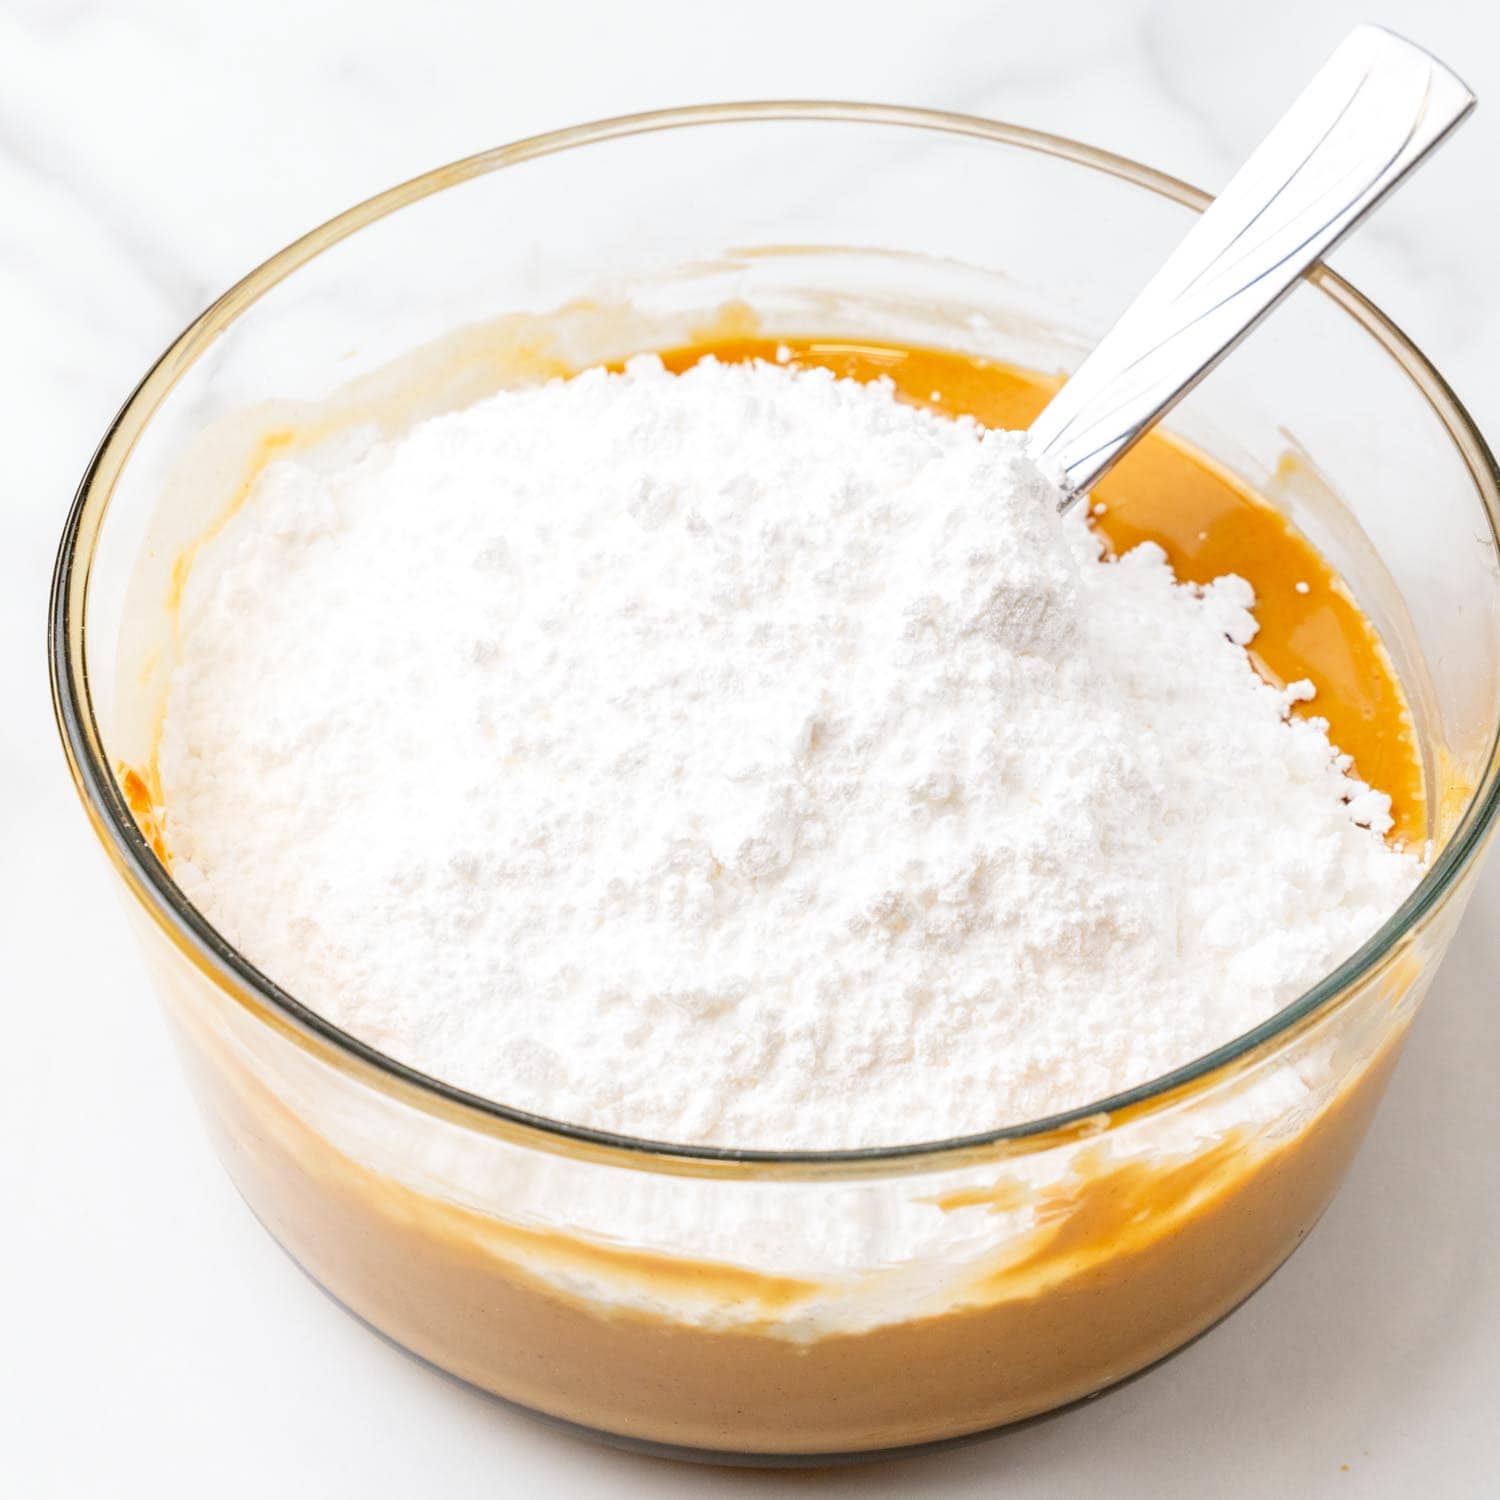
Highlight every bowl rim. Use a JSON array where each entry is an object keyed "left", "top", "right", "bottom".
[{"left": 48, "top": 100, "right": 1500, "bottom": 1178}]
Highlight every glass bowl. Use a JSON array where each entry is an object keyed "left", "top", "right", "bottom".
[{"left": 49, "top": 104, "right": 1500, "bottom": 1463}]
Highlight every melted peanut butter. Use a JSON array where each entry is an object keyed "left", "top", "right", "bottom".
[
  {"left": 161, "top": 963, "right": 1407, "bottom": 1454},
  {"left": 136, "top": 331, "right": 1427, "bottom": 1456}
]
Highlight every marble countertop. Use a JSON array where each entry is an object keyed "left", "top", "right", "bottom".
[{"left": 5, "top": 1, "right": 1499, "bottom": 1494}]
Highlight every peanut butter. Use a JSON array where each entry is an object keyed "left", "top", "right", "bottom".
[{"left": 135, "top": 336, "right": 1425, "bottom": 1456}]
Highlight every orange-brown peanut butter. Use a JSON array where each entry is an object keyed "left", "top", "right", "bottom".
[{"left": 137, "top": 335, "right": 1425, "bottom": 1455}]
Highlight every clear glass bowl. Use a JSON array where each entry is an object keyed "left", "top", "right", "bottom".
[{"left": 49, "top": 105, "right": 1500, "bottom": 1463}]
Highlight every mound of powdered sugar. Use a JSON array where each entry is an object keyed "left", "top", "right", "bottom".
[{"left": 157, "top": 356, "right": 1421, "bottom": 1148}]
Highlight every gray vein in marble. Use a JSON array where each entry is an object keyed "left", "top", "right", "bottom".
[
  {"left": 1134, "top": 3, "right": 1244, "bottom": 177},
  {"left": 0, "top": 96, "right": 210, "bottom": 319}
]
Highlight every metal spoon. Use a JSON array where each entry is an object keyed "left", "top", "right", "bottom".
[{"left": 1027, "top": 24, "right": 1474, "bottom": 509}]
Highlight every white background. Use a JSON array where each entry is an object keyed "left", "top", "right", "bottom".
[{"left": 5, "top": 1, "right": 1499, "bottom": 1494}]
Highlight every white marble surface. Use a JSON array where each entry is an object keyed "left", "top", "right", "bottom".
[{"left": 5, "top": 1, "right": 1500, "bottom": 1494}]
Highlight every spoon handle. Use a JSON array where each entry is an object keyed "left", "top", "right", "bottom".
[{"left": 1026, "top": 24, "right": 1474, "bottom": 508}]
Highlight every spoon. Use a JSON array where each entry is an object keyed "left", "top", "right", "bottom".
[{"left": 1026, "top": 24, "right": 1474, "bottom": 509}]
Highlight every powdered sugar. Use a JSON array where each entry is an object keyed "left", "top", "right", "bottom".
[{"left": 157, "top": 356, "right": 1421, "bottom": 1149}]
